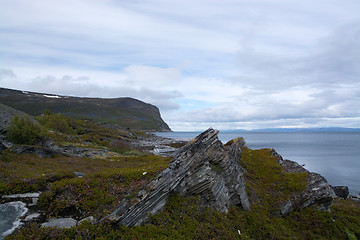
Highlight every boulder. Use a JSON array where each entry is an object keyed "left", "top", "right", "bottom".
[
  {"left": 332, "top": 186, "right": 349, "bottom": 199},
  {"left": 105, "top": 128, "right": 250, "bottom": 227}
]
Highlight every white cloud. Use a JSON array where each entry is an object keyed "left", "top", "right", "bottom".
[
  {"left": 1, "top": 0, "right": 360, "bottom": 130},
  {"left": 0, "top": 67, "right": 182, "bottom": 111}
]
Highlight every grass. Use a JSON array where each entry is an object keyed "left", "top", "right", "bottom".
[
  {"left": 0, "top": 150, "right": 169, "bottom": 196},
  {"left": 38, "top": 155, "right": 171, "bottom": 219}
]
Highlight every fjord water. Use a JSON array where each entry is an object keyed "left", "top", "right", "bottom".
[{"left": 155, "top": 131, "right": 360, "bottom": 196}]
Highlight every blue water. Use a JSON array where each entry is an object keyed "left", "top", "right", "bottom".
[{"left": 155, "top": 131, "right": 360, "bottom": 196}]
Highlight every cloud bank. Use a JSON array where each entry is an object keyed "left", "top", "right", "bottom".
[{"left": 1, "top": 0, "right": 359, "bottom": 130}]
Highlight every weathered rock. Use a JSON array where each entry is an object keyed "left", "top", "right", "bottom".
[
  {"left": 23, "top": 213, "right": 41, "bottom": 222},
  {"left": 332, "top": 186, "right": 349, "bottom": 199},
  {"left": 105, "top": 128, "right": 250, "bottom": 227},
  {"left": 10, "top": 145, "right": 58, "bottom": 158},
  {"left": 41, "top": 218, "right": 77, "bottom": 229},
  {"left": 271, "top": 149, "right": 336, "bottom": 216}
]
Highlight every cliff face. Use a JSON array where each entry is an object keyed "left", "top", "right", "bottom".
[
  {"left": 0, "top": 87, "right": 170, "bottom": 131},
  {"left": 106, "top": 128, "right": 336, "bottom": 227}
]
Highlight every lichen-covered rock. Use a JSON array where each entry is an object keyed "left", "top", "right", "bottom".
[
  {"left": 271, "top": 149, "right": 336, "bottom": 216},
  {"left": 105, "top": 128, "right": 250, "bottom": 227}
]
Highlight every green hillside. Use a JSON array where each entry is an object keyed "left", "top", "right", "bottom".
[{"left": 0, "top": 88, "right": 170, "bottom": 131}]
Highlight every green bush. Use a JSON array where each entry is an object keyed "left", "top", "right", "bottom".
[
  {"left": 36, "top": 112, "right": 81, "bottom": 134},
  {"left": 6, "top": 115, "right": 45, "bottom": 145}
]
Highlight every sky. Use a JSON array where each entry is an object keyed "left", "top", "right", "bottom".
[{"left": 1, "top": 0, "right": 360, "bottom": 131}]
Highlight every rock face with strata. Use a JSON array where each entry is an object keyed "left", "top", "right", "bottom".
[
  {"left": 271, "top": 150, "right": 336, "bottom": 216},
  {"left": 105, "top": 128, "right": 250, "bottom": 227}
]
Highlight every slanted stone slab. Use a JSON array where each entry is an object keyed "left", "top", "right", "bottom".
[{"left": 105, "top": 128, "right": 250, "bottom": 227}]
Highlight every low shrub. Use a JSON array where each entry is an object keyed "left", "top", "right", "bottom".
[{"left": 6, "top": 115, "right": 46, "bottom": 145}]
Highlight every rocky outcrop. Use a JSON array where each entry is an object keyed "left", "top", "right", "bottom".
[
  {"left": 104, "top": 128, "right": 250, "bottom": 227},
  {"left": 105, "top": 130, "right": 337, "bottom": 226},
  {"left": 271, "top": 150, "right": 336, "bottom": 216}
]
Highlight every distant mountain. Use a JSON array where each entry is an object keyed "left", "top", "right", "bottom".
[
  {"left": 223, "top": 127, "right": 360, "bottom": 132},
  {"left": 0, "top": 87, "right": 171, "bottom": 131}
]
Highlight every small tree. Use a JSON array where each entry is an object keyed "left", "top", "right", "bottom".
[{"left": 7, "top": 115, "right": 45, "bottom": 145}]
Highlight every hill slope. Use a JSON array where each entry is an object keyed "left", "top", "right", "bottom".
[{"left": 0, "top": 88, "right": 170, "bottom": 131}]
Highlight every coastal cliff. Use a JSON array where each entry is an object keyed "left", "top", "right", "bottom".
[{"left": 0, "top": 87, "right": 170, "bottom": 131}]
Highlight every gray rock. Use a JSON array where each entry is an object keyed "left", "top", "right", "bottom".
[
  {"left": 332, "top": 186, "right": 349, "bottom": 199},
  {"left": 105, "top": 128, "right": 250, "bottom": 227},
  {"left": 41, "top": 218, "right": 77, "bottom": 229},
  {"left": 10, "top": 145, "right": 58, "bottom": 158},
  {"left": 273, "top": 150, "right": 336, "bottom": 216},
  {"left": 23, "top": 213, "right": 41, "bottom": 222},
  {"left": 2, "top": 192, "right": 41, "bottom": 199}
]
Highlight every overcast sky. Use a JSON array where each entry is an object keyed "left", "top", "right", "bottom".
[{"left": 1, "top": 0, "right": 359, "bottom": 131}]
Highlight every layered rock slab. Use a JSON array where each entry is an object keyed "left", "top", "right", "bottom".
[{"left": 105, "top": 128, "right": 250, "bottom": 227}]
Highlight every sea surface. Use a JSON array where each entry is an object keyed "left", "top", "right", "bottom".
[{"left": 155, "top": 131, "right": 360, "bottom": 196}]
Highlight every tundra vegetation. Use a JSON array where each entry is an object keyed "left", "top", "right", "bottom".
[{"left": 1, "top": 114, "right": 359, "bottom": 239}]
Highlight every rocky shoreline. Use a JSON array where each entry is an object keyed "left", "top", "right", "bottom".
[
  {"left": 1, "top": 130, "right": 359, "bottom": 237},
  {"left": 2, "top": 129, "right": 358, "bottom": 234}
]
